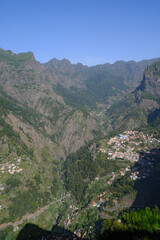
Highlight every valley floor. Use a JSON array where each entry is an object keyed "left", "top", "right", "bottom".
[{"left": 1, "top": 130, "right": 160, "bottom": 239}]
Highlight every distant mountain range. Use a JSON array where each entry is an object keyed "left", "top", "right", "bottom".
[{"left": 0, "top": 48, "right": 160, "bottom": 164}]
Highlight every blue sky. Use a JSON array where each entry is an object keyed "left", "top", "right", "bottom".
[{"left": 0, "top": 0, "right": 160, "bottom": 66}]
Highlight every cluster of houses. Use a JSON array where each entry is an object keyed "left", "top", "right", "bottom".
[
  {"left": 0, "top": 157, "right": 23, "bottom": 175},
  {"left": 92, "top": 201, "right": 100, "bottom": 207},
  {"left": 92, "top": 191, "right": 113, "bottom": 207},
  {"left": 106, "top": 166, "right": 131, "bottom": 185},
  {"left": 130, "top": 159, "right": 152, "bottom": 181},
  {"left": 0, "top": 158, "right": 23, "bottom": 211},
  {"left": 107, "top": 172, "right": 116, "bottom": 185},
  {"left": 58, "top": 204, "right": 92, "bottom": 239},
  {"left": 99, "top": 133, "right": 139, "bottom": 162},
  {"left": 92, "top": 190, "right": 120, "bottom": 209},
  {"left": 130, "top": 170, "right": 149, "bottom": 180},
  {"left": 98, "top": 131, "right": 160, "bottom": 182},
  {"left": 66, "top": 205, "right": 79, "bottom": 226},
  {"left": 53, "top": 229, "right": 87, "bottom": 240},
  {"left": 99, "top": 131, "right": 160, "bottom": 163},
  {"left": 54, "top": 131, "right": 160, "bottom": 239}
]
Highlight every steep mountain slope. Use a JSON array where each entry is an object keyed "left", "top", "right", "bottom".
[
  {"left": 0, "top": 49, "right": 97, "bottom": 223},
  {"left": 107, "top": 61, "right": 160, "bottom": 132},
  {"left": 0, "top": 48, "right": 160, "bottom": 226},
  {"left": 0, "top": 48, "right": 158, "bottom": 158},
  {"left": 44, "top": 56, "right": 160, "bottom": 109},
  {"left": 0, "top": 49, "right": 98, "bottom": 158}
]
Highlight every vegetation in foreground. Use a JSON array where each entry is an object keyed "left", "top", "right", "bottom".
[{"left": 99, "top": 207, "right": 160, "bottom": 240}]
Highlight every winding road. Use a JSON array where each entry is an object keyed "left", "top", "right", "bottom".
[{"left": 0, "top": 197, "right": 64, "bottom": 230}]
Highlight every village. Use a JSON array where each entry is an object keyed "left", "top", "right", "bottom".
[
  {"left": 1, "top": 131, "right": 160, "bottom": 239},
  {"left": 57, "top": 131, "right": 160, "bottom": 240},
  {"left": 99, "top": 131, "right": 160, "bottom": 161},
  {"left": 0, "top": 157, "right": 23, "bottom": 212},
  {"left": 0, "top": 157, "right": 23, "bottom": 175},
  {"left": 89, "top": 131, "right": 160, "bottom": 209},
  {"left": 66, "top": 204, "right": 79, "bottom": 227},
  {"left": 98, "top": 130, "right": 160, "bottom": 181}
]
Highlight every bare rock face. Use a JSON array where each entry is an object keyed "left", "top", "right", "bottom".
[
  {"left": 138, "top": 62, "right": 160, "bottom": 96},
  {"left": 134, "top": 61, "right": 160, "bottom": 109},
  {"left": 58, "top": 110, "right": 97, "bottom": 156},
  {"left": 139, "top": 99, "right": 159, "bottom": 109}
]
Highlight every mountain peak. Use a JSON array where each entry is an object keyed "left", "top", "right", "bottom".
[
  {"left": 0, "top": 48, "right": 35, "bottom": 63},
  {"left": 45, "top": 57, "right": 71, "bottom": 66}
]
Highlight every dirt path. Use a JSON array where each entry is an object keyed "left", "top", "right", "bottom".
[{"left": 0, "top": 198, "right": 63, "bottom": 230}]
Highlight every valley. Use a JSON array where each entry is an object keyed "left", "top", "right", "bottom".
[
  {"left": 1, "top": 130, "right": 160, "bottom": 239},
  {"left": 0, "top": 49, "right": 160, "bottom": 239}
]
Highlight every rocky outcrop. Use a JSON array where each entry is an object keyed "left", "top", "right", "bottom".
[
  {"left": 137, "top": 62, "right": 160, "bottom": 97},
  {"left": 107, "top": 61, "right": 160, "bottom": 131},
  {"left": 134, "top": 61, "right": 160, "bottom": 109}
]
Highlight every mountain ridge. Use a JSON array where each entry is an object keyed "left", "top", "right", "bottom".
[{"left": 1, "top": 48, "right": 160, "bottom": 237}]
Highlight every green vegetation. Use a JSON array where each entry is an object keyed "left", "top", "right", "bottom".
[
  {"left": 0, "top": 49, "right": 33, "bottom": 65},
  {"left": 0, "top": 226, "right": 15, "bottom": 240},
  {"left": 1, "top": 48, "right": 160, "bottom": 239},
  {"left": 63, "top": 143, "right": 131, "bottom": 203},
  {"left": 0, "top": 94, "right": 47, "bottom": 137},
  {"left": 99, "top": 207, "right": 160, "bottom": 240},
  {"left": 143, "top": 109, "right": 160, "bottom": 138},
  {"left": 147, "top": 61, "right": 160, "bottom": 72},
  {"left": 107, "top": 94, "right": 149, "bottom": 131},
  {"left": 85, "top": 71, "right": 127, "bottom": 103},
  {"left": 55, "top": 72, "right": 128, "bottom": 110},
  {"left": 0, "top": 117, "right": 33, "bottom": 157},
  {"left": 0, "top": 95, "right": 62, "bottom": 223},
  {"left": 141, "top": 91, "right": 156, "bottom": 101},
  {"left": 64, "top": 145, "right": 98, "bottom": 201},
  {"left": 110, "top": 173, "right": 134, "bottom": 198},
  {"left": 55, "top": 84, "right": 96, "bottom": 109}
]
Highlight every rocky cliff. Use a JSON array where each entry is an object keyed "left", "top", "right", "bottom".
[{"left": 107, "top": 61, "right": 160, "bottom": 131}]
